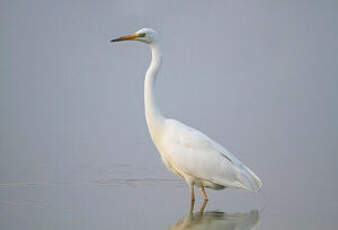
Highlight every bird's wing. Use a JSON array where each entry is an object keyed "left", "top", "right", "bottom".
[{"left": 162, "top": 119, "right": 261, "bottom": 191}]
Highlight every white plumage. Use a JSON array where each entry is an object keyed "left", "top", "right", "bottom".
[
  {"left": 160, "top": 119, "right": 262, "bottom": 192},
  {"left": 111, "top": 28, "right": 262, "bottom": 204}
]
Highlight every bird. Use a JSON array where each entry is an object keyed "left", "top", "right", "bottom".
[{"left": 110, "top": 28, "right": 262, "bottom": 205}]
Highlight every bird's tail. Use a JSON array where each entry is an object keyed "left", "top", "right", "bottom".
[{"left": 236, "top": 164, "right": 262, "bottom": 192}]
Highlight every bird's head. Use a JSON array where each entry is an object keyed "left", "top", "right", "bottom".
[{"left": 110, "top": 28, "right": 159, "bottom": 44}]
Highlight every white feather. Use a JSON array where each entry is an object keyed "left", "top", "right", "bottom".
[{"left": 158, "top": 119, "right": 262, "bottom": 192}]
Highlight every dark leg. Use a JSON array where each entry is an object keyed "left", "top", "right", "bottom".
[
  {"left": 200, "top": 186, "right": 208, "bottom": 201},
  {"left": 189, "top": 184, "right": 195, "bottom": 213}
]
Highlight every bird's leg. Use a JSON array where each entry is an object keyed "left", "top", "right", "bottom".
[
  {"left": 199, "top": 199, "right": 208, "bottom": 214},
  {"left": 189, "top": 198, "right": 195, "bottom": 214},
  {"left": 189, "top": 184, "right": 195, "bottom": 213},
  {"left": 190, "top": 184, "right": 195, "bottom": 202},
  {"left": 200, "top": 186, "right": 209, "bottom": 201},
  {"left": 198, "top": 186, "right": 208, "bottom": 214}
]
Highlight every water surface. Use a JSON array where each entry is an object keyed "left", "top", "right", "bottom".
[{"left": 1, "top": 1, "right": 337, "bottom": 229}]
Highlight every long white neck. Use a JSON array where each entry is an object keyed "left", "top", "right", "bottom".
[{"left": 144, "top": 42, "right": 165, "bottom": 141}]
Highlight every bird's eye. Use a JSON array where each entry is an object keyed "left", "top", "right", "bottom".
[{"left": 139, "top": 33, "right": 146, "bottom": 37}]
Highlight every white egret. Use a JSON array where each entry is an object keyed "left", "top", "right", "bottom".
[{"left": 111, "top": 28, "right": 262, "bottom": 204}]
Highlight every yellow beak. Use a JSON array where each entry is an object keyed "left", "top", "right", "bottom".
[{"left": 110, "top": 33, "right": 142, "bottom": 42}]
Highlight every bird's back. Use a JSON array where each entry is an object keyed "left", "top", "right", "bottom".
[{"left": 158, "top": 119, "right": 262, "bottom": 192}]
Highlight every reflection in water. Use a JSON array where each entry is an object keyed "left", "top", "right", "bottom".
[{"left": 168, "top": 209, "right": 260, "bottom": 230}]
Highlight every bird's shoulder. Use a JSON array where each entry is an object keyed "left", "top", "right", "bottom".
[
  {"left": 163, "top": 119, "right": 213, "bottom": 150},
  {"left": 162, "top": 119, "right": 241, "bottom": 165}
]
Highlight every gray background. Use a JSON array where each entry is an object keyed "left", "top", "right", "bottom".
[{"left": 1, "top": 0, "right": 337, "bottom": 229}]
